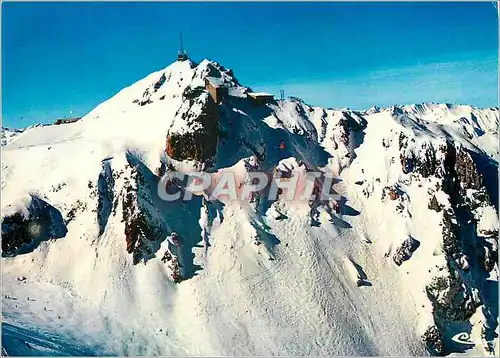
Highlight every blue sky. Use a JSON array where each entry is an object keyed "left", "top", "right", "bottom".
[{"left": 2, "top": 1, "right": 498, "bottom": 128}]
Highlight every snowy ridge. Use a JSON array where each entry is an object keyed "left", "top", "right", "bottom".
[
  {"left": 1, "top": 57, "right": 498, "bottom": 356},
  {"left": 1, "top": 127, "right": 24, "bottom": 146}
]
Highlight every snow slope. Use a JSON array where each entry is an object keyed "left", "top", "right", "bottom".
[{"left": 1, "top": 58, "right": 498, "bottom": 356}]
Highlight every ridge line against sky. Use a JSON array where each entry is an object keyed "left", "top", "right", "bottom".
[{"left": 2, "top": 1, "right": 499, "bottom": 128}]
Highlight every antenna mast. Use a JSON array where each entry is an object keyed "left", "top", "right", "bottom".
[{"left": 177, "top": 32, "right": 188, "bottom": 61}]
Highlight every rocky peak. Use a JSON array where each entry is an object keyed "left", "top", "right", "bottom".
[{"left": 165, "top": 89, "right": 219, "bottom": 163}]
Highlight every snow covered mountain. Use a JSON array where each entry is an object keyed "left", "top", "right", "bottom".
[
  {"left": 1, "top": 58, "right": 498, "bottom": 356},
  {"left": 1, "top": 128, "right": 25, "bottom": 147}
]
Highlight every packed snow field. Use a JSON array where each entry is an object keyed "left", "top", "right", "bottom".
[{"left": 1, "top": 58, "right": 498, "bottom": 356}]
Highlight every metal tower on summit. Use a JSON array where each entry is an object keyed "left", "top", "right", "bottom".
[{"left": 177, "top": 33, "right": 188, "bottom": 62}]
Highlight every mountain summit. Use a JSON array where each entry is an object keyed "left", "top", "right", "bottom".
[{"left": 2, "top": 58, "right": 499, "bottom": 356}]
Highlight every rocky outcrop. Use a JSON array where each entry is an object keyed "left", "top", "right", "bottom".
[
  {"left": 441, "top": 207, "right": 461, "bottom": 259},
  {"left": 1, "top": 195, "right": 67, "bottom": 257},
  {"left": 160, "top": 235, "right": 182, "bottom": 283},
  {"left": 425, "top": 267, "right": 481, "bottom": 322},
  {"left": 195, "top": 61, "right": 241, "bottom": 87},
  {"left": 121, "top": 165, "right": 164, "bottom": 265},
  {"left": 428, "top": 195, "right": 444, "bottom": 212},
  {"left": 426, "top": 143, "right": 496, "bottom": 353},
  {"left": 421, "top": 325, "right": 444, "bottom": 355},
  {"left": 455, "top": 147, "right": 482, "bottom": 192},
  {"left": 166, "top": 90, "right": 218, "bottom": 162},
  {"left": 393, "top": 236, "right": 420, "bottom": 266},
  {"left": 399, "top": 134, "right": 439, "bottom": 177},
  {"left": 182, "top": 85, "right": 206, "bottom": 101},
  {"left": 397, "top": 132, "right": 498, "bottom": 354},
  {"left": 154, "top": 73, "right": 166, "bottom": 92},
  {"left": 166, "top": 131, "right": 217, "bottom": 163},
  {"left": 65, "top": 199, "right": 87, "bottom": 225},
  {"left": 481, "top": 239, "right": 498, "bottom": 273}
]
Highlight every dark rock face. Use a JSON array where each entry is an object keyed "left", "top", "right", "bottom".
[
  {"left": 455, "top": 147, "right": 482, "bottom": 192},
  {"left": 393, "top": 236, "right": 420, "bottom": 266},
  {"left": 428, "top": 195, "right": 444, "bottom": 212},
  {"left": 166, "top": 91, "right": 218, "bottom": 162},
  {"left": 480, "top": 237, "right": 498, "bottom": 273},
  {"left": 337, "top": 117, "right": 350, "bottom": 149},
  {"left": 440, "top": 143, "right": 487, "bottom": 204},
  {"left": 166, "top": 131, "right": 217, "bottom": 163},
  {"left": 123, "top": 205, "right": 155, "bottom": 265},
  {"left": 182, "top": 85, "right": 206, "bottom": 101},
  {"left": 121, "top": 165, "right": 163, "bottom": 265},
  {"left": 153, "top": 73, "right": 166, "bottom": 92},
  {"left": 399, "top": 134, "right": 438, "bottom": 177},
  {"left": 398, "top": 134, "right": 498, "bottom": 354},
  {"left": 441, "top": 207, "right": 460, "bottom": 259},
  {"left": 421, "top": 325, "right": 444, "bottom": 356},
  {"left": 426, "top": 268, "right": 481, "bottom": 322},
  {"left": 65, "top": 199, "right": 87, "bottom": 225},
  {"left": 1, "top": 196, "right": 67, "bottom": 257},
  {"left": 431, "top": 144, "right": 496, "bottom": 342}
]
